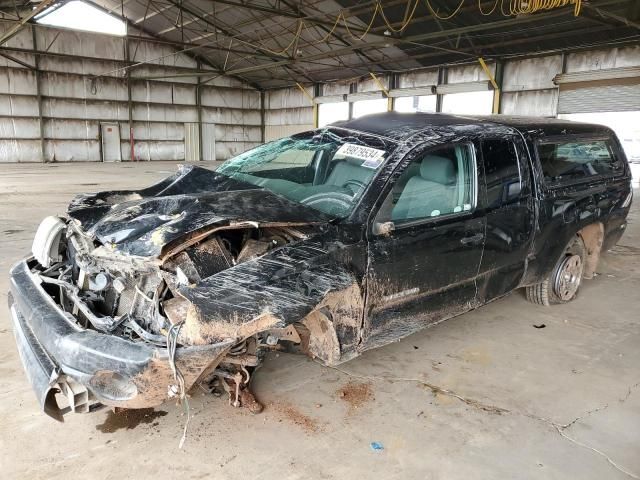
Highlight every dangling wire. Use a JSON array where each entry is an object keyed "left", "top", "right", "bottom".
[
  {"left": 167, "top": 321, "right": 190, "bottom": 449},
  {"left": 424, "top": 0, "right": 466, "bottom": 20},
  {"left": 478, "top": 0, "right": 500, "bottom": 16}
]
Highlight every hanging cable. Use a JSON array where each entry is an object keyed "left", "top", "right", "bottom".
[
  {"left": 424, "top": 0, "right": 466, "bottom": 20},
  {"left": 167, "top": 321, "right": 190, "bottom": 449},
  {"left": 479, "top": 0, "right": 500, "bottom": 16}
]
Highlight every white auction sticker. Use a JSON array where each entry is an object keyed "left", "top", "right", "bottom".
[{"left": 335, "top": 143, "right": 386, "bottom": 169}]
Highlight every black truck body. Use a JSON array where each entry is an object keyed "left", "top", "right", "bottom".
[{"left": 8, "top": 112, "right": 632, "bottom": 420}]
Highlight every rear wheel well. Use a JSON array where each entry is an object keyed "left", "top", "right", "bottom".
[{"left": 577, "top": 222, "right": 604, "bottom": 279}]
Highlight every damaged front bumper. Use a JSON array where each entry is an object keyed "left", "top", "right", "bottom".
[{"left": 8, "top": 258, "right": 233, "bottom": 421}]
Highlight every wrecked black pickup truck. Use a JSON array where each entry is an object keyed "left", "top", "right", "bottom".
[{"left": 9, "top": 112, "right": 633, "bottom": 420}]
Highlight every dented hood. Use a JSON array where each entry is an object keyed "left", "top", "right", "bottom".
[{"left": 67, "top": 165, "right": 331, "bottom": 257}]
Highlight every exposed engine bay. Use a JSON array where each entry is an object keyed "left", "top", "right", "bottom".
[{"left": 32, "top": 215, "right": 311, "bottom": 413}]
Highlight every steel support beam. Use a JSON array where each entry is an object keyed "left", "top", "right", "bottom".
[
  {"left": 216, "top": 0, "right": 627, "bottom": 79},
  {"left": 0, "top": 0, "right": 56, "bottom": 46},
  {"left": 197, "top": 60, "right": 203, "bottom": 161},
  {"left": 0, "top": 50, "right": 35, "bottom": 69},
  {"left": 124, "top": 36, "right": 135, "bottom": 162},
  {"left": 30, "top": 27, "right": 45, "bottom": 162}
]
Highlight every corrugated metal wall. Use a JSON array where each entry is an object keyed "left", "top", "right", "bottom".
[
  {"left": 0, "top": 21, "right": 261, "bottom": 163},
  {"left": 261, "top": 44, "right": 639, "bottom": 132},
  {"left": 264, "top": 86, "right": 313, "bottom": 141},
  {"left": 1, "top": 18, "right": 638, "bottom": 163}
]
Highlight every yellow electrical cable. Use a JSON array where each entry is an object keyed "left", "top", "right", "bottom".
[
  {"left": 249, "top": 20, "right": 304, "bottom": 56},
  {"left": 424, "top": 0, "right": 466, "bottom": 20},
  {"left": 342, "top": 4, "right": 381, "bottom": 42},
  {"left": 479, "top": 0, "right": 500, "bottom": 16},
  {"left": 176, "top": 0, "right": 584, "bottom": 72},
  {"left": 379, "top": 0, "right": 421, "bottom": 33}
]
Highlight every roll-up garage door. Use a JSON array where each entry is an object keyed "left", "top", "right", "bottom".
[{"left": 555, "top": 67, "right": 640, "bottom": 114}]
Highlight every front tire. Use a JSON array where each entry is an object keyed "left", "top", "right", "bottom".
[{"left": 526, "top": 236, "right": 586, "bottom": 306}]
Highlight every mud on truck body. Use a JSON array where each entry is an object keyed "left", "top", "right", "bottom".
[{"left": 8, "top": 112, "right": 632, "bottom": 420}]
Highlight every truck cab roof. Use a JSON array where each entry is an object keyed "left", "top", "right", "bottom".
[{"left": 334, "top": 112, "right": 615, "bottom": 143}]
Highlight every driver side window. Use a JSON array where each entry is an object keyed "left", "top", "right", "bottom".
[{"left": 378, "top": 143, "right": 477, "bottom": 224}]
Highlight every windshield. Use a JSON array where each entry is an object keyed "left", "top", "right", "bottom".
[{"left": 217, "top": 129, "right": 395, "bottom": 218}]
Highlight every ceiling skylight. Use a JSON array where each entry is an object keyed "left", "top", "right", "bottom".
[{"left": 36, "top": 1, "right": 126, "bottom": 36}]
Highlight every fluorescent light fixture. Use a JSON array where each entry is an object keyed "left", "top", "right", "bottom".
[{"left": 36, "top": 1, "right": 126, "bottom": 36}]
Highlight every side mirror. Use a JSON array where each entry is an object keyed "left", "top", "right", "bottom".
[{"left": 373, "top": 221, "right": 395, "bottom": 236}]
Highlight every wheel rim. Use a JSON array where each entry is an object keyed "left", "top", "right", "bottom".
[{"left": 554, "top": 254, "right": 583, "bottom": 301}]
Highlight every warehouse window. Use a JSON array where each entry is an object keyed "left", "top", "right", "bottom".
[
  {"left": 394, "top": 96, "right": 437, "bottom": 113},
  {"left": 318, "top": 102, "right": 349, "bottom": 127},
  {"left": 36, "top": 1, "right": 126, "bottom": 36},
  {"left": 352, "top": 98, "right": 387, "bottom": 119},
  {"left": 442, "top": 91, "right": 493, "bottom": 115}
]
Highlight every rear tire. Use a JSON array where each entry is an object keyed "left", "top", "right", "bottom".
[{"left": 525, "top": 236, "right": 586, "bottom": 306}]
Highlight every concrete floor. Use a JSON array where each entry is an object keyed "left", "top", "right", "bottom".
[{"left": 1, "top": 161, "right": 639, "bottom": 480}]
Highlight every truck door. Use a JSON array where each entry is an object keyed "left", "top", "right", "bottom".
[
  {"left": 476, "top": 135, "right": 535, "bottom": 302},
  {"left": 362, "top": 141, "right": 486, "bottom": 351}
]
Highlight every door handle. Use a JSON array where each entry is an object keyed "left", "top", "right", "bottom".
[{"left": 460, "top": 233, "right": 484, "bottom": 245}]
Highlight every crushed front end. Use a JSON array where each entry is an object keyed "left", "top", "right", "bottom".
[{"left": 9, "top": 209, "right": 310, "bottom": 420}]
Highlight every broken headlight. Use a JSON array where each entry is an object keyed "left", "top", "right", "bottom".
[{"left": 32, "top": 216, "right": 67, "bottom": 267}]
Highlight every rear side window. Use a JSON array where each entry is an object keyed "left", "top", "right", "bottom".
[
  {"left": 537, "top": 138, "right": 622, "bottom": 184},
  {"left": 482, "top": 139, "right": 521, "bottom": 207}
]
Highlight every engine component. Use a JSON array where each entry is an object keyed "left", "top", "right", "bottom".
[{"left": 88, "top": 272, "right": 110, "bottom": 292}]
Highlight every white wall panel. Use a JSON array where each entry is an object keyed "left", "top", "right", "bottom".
[
  {"left": 38, "top": 28, "right": 125, "bottom": 61},
  {"left": 42, "top": 98, "right": 129, "bottom": 120},
  {"left": 357, "top": 75, "right": 388, "bottom": 93},
  {"left": 201, "top": 107, "right": 261, "bottom": 125},
  {"left": 398, "top": 69, "right": 439, "bottom": 88},
  {"left": 44, "top": 140, "right": 100, "bottom": 162},
  {"left": 265, "top": 124, "right": 312, "bottom": 141},
  {"left": 323, "top": 80, "right": 350, "bottom": 96},
  {"left": 502, "top": 90, "right": 558, "bottom": 117},
  {"left": 38, "top": 57, "right": 121, "bottom": 76},
  {"left": 448, "top": 63, "right": 495, "bottom": 84},
  {"left": 0, "top": 52, "right": 36, "bottom": 69},
  {"left": 132, "top": 104, "right": 198, "bottom": 122},
  {"left": 266, "top": 87, "right": 312, "bottom": 109},
  {"left": 265, "top": 107, "right": 313, "bottom": 125},
  {"left": 217, "top": 125, "right": 262, "bottom": 142},
  {"left": 41, "top": 72, "right": 128, "bottom": 101},
  {"left": 131, "top": 81, "right": 174, "bottom": 104},
  {"left": 0, "top": 139, "right": 40, "bottom": 162},
  {"left": 129, "top": 122, "right": 185, "bottom": 141},
  {"left": 0, "top": 95, "right": 39, "bottom": 116},
  {"left": 201, "top": 87, "right": 260, "bottom": 109},
  {"left": 566, "top": 46, "right": 640, "bottom": 73},
  {"left": 0, "top": 68, "right": 37, "bottom": 95},
  {"left": 0, "top": 21, "right": 33, "bottom": 50},
  {"left": 503, "top": 56, "right": 562, "bottom": 92},
  {"left": 128, "top": 41, "right": 197, "bottom": 69},
  {"left": 44, "top": 119, "right": 99, "bottom": 140},
  {"left": 131, "top": 66, "right": 198, "bottom": 84},
  {"left": 126, "top": 141, "right": 185, "bottom": 161},
  {"left": 0, "top": 118, "right": 40, "bottom": 138}
]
